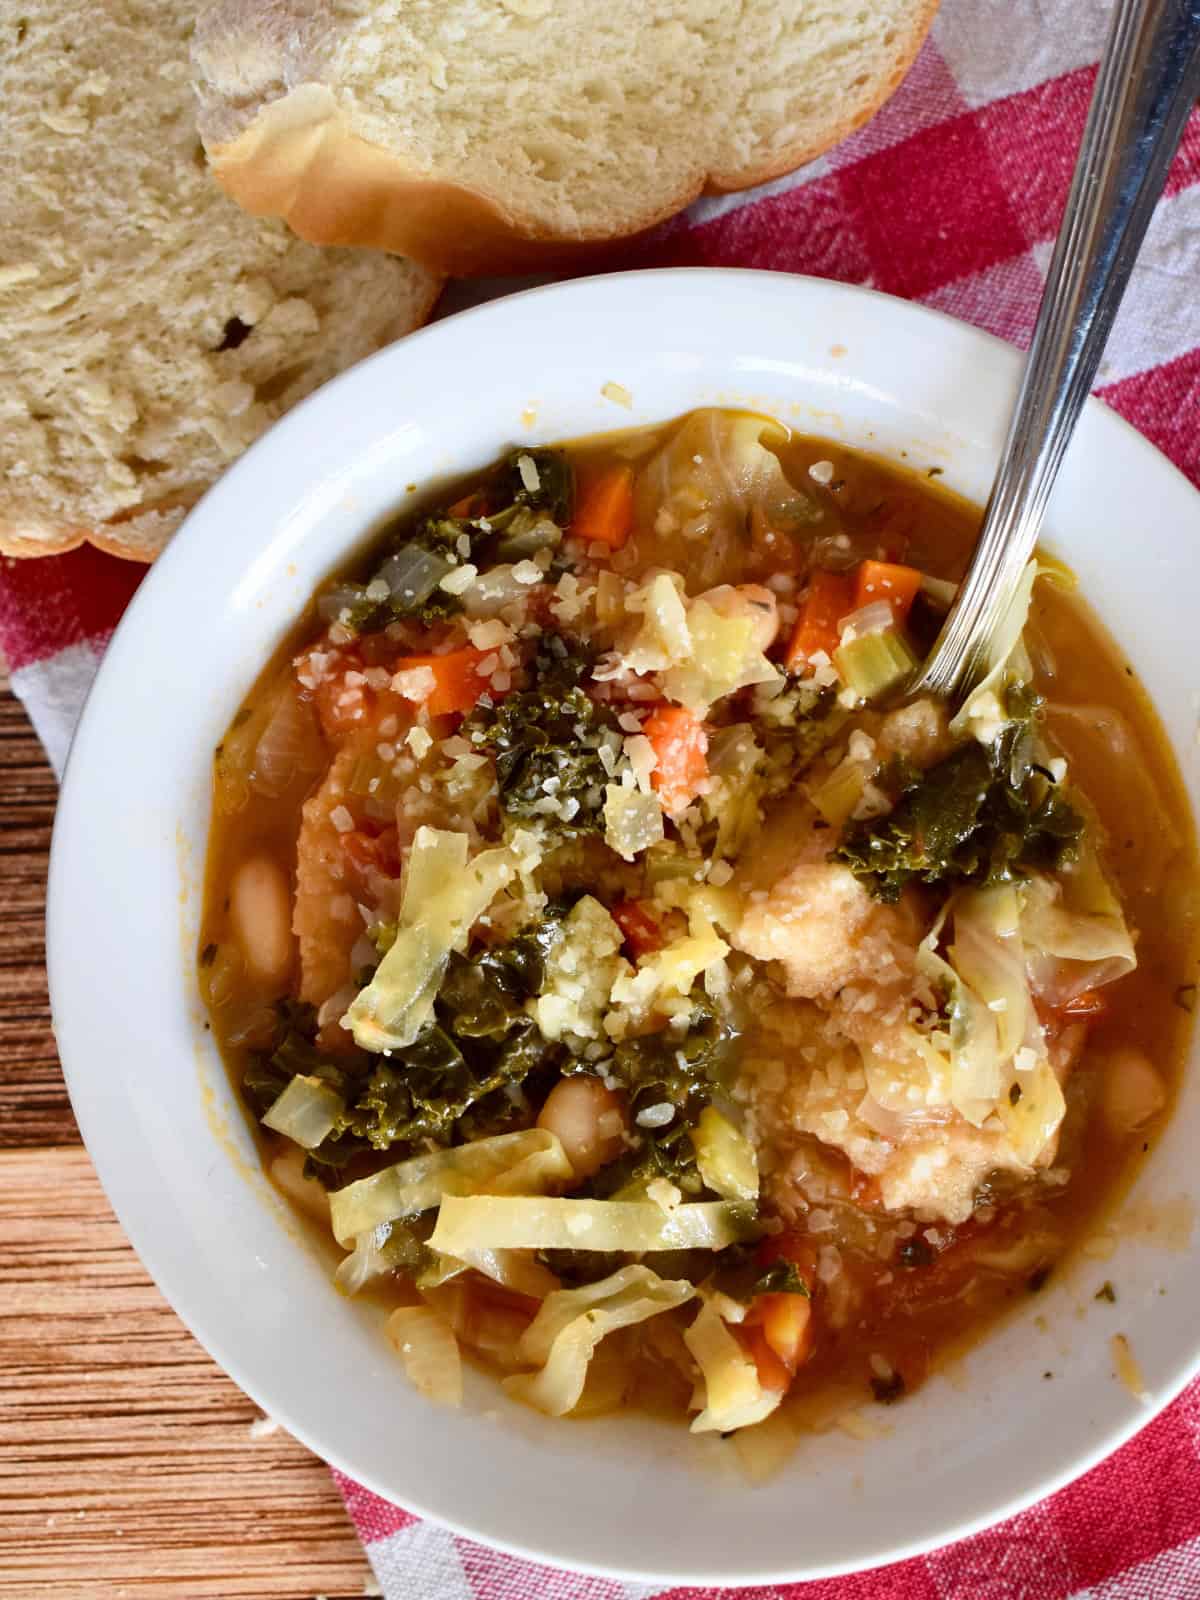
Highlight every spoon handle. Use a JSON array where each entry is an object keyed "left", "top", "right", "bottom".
[{"left": 915, "top": 0, "right": 1200, "bottom": 700}]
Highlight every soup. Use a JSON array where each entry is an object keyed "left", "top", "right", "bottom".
[{"left": 200, "top": 409, "right": 1197, "bottom": 1439}]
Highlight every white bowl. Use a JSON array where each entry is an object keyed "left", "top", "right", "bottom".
[{"left": 49, "top": 269, "right": 1200, "bottom": 1586}]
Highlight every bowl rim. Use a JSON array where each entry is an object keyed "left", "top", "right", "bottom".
[{"left": 48, "top": 266, "right": 1200, "bottom": 1586}]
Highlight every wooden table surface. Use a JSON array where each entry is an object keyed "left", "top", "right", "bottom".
[{"left": 0, "top": 682, "right": 375, "bottom": 1600}]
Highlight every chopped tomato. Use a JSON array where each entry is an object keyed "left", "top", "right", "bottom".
[
  {"left": 610, "top": 900, "right": 663, "bottom": 957},
  {"left": 342, "top": 826, "right": 401, "bottom": 880},
  {"left": 785, "top": 569, "right": 854, "bottom": 668},
  {"left": 295, "top": 644, "right": 373, "bottom": 738},
  {"left": 390, "top": 646, "right": 492, "bottom": 717},
  {"left": 755, "top": 1229, "right": 816, "bottom": 1275},
  {"left": 643, "top": 704, "right": 708, "bottom": 818},
  {"left": 447, "top": 490, "right": 488, "bottom": 518},
  {"left": 849, "top": 1167, "right": 884, "bottom": 1208},
  {"left": 1059, "top": 988, "right": 1110, "bottom": 1021},
  {"left": 573, "top": 463, "right": 635, "bottom": 550},
  {"left": 852, "top": 560, "right": 923, "bottom": 626}
]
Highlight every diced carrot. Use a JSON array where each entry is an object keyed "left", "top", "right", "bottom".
[
  {"left": 447, "top": 492, "right": 481, "bottom": 518},
  {"left": 853, "top": 560, "right": 923, "bottom": 625},
  {"left": 572, "top": 463, "right": 635, "bottom": 550},
  {"left": 642, "top": 704, "right": 709, "bottom": 818},
  {"left": 740, "top": 1324, "right": 795, "bottom": 1393},
  {"left": 295, "top": 643, "right": 374, "bottom": 738},
  {"left": 611, "top": 900, "right": 663, "bottom": 957},
  {"left": 785, "top": 569, "right": 854, "bottom": 669},
  {"left": 756, "top": 1293, "right": 814, "bottom": 1374},
  {"left": 389, "top": 647, "right": 492, "bottom": 717}
]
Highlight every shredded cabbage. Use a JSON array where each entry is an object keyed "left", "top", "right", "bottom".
[
  {"left": 335, "top": 1220, "right": 423, "bottom": 1296},
  {"left": 437, "top": 1247, "right": 559, "bottom": 1300},
  {"left": 916, "top": 914, "right": 1005, "bottom": 1127},
  {"left": 343, "top": 828, "right": 518, "bottom": 1051},
  {"left": 328, "top": 1128, "right": 572, "bottom": 1247},
  {"left": 261, "top": 1073, "right": 343, "bottom": 1149},
  {"left": 1020, "top": 848, "right": 1136, "bottom": 1003},
  {"left": 691, "top": 1107, "right": 759, "bottom": 1203},
  {"left": 428, "top": 1196, "right": 755, "bottom": 1256},
  {"left": 634, "top": 411, "right": 815, "bottom": 589},
  {"left": 685, "top": 1302, "right": 783, "bottom": 1433},
  {"left": 386, "top": 1305, "right": 463, "bottom": 1407},
  {"left": 950, "top": 560, "right": 1042, "bottom": 740},
  {"left": 504, "top": 1265, "right": 694, "bottom": 1416},
  {"left": 661, "top": 599, "right": 781, "bottom": 713},
  {"left": 915, "top": 887, "right": 1068, "bottom": 1159}
]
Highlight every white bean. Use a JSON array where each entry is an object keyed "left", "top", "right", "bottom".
[
  {"left": 536, "top": 1076, "right": 626, "bottom": 1180},
  {"left": 1099, "top": 1046, "right": 1166, "bottom": 1136},
  {"left": 229, "top": 853, "right": 293, "bottom": 990}
]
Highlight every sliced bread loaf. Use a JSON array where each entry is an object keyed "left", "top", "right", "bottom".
[
  {"left": 0, "top": 0, "right": 440, "bottom": 561},
  {"left": 193, "top": 0, "right": 938, "bottom": 276}
]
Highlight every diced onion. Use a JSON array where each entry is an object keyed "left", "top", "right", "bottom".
[
  {"left": 685, "top": 1302, "right": 783, "bottom": 1433},
  {"left": 262, "top": 1074, "right": 343, "bottom": 1149},
  {"left": 386, "top": 1306, "right": 463, "bottom": 1407},
  {"left": 838, "top": 600, "right": 894, "bottom": 640},
  {"left": 378, "top": 545, "right": 453, "bottom": 607},
  {"left": 429, "top": 1196, "right": 754, "bottom": 1256}
]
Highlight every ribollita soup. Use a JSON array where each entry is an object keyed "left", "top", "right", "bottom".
[{"left": 199, "top": 409, "right": 1197, "bottom": 1444}]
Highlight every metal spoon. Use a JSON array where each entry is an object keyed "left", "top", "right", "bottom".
[{"left": 913, "top": 0, "right": 1200, "bottom": 702}]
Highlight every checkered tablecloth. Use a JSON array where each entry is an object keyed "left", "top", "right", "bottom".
[{"left": 5, "top": 1, "right": 1200, "bottom": 1593}]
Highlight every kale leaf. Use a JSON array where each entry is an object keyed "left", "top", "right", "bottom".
[
  {"left": 832, "top": 707, "right": 1083, "bottom": 902},
  {"left": 329, "top": 447, "right": 573, "bottom": 635},
  {"left": 246, "top": 930, "right": 566, "bottom": 1180},
  {"left": 586, "top": 997, "right": 740, "bottom": 1198},
  {"left": 466, "top": 637, "right": 615, "bottom": 835}
]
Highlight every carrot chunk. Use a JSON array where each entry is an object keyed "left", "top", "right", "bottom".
[
  {"left": 642, "top": 704, "right": 708, "bottom": 817},
  {"left": 573, "top": 463, "right": 635, "bottom": 550},
  {"left": 852, "top": 560, "right": 923, "bottom": 625},
  {"left": 785, "top": 570, "right": 854, "bottom": 669},
  {"left": 390, "top": 647, "right": 492, "bottom": 717}
]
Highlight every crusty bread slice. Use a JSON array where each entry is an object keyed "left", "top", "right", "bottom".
[
  {"left": 192, "top": 0, "right": 938, "bottom": 277},
  {"left": 0, "top": 1, "right": 440, "bottom": 562}
]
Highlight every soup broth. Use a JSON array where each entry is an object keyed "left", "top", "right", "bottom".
[{"left": 200, "top": 410, "right": 1198, "bottom": 1440}]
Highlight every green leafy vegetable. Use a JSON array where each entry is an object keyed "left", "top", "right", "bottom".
[
  {"left": 751, "top": 1260, "right": 811, "bottom": 1298},
  {"left": 466, "top": 638, "right": 616, "bottom": 834},
  {"left": 588, "top": 997, "right": 739, "bottom": 1198},
  {"left": 322, "top": 448, "right": 572, "bottom": 634},
  {"left": 833, "top": 705, "right": 1083, "bottom": 902}
]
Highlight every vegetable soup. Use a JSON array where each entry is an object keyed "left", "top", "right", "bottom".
[{"left": 200, "top": 410, "right": 1198, "bottom": 1442}]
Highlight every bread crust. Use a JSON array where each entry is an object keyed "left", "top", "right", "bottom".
[{"left": 207, "top": 1, "right": 939, "bottom": 277}]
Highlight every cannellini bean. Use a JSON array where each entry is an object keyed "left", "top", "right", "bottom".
[
  {"left": 536, "top": 1075, "right": 626, "bottom": 1180},
  {"left": 1099, "top": 1046, "right": 1166, "bottom": 1136},
  {"left": 229, "top": 853, "right": 294, "bottom": 989},
  {"left": 269, "top": 1147, "right": 330, "bottom": 1223},
  {"left": 699, "top": 583, "right": 780, "bottom": 653}
]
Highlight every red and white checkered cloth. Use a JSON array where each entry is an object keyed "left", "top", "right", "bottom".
[{"left": 6, "top": 4, "right": 1200, "bottom": 1593}]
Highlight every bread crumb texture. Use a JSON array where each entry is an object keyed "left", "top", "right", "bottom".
[
  {"left": 193, "top": 0, "right": 939, "bottom": 274},
  {"left": 0, "top": 1, "right": 440, "bottom": 561}
]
